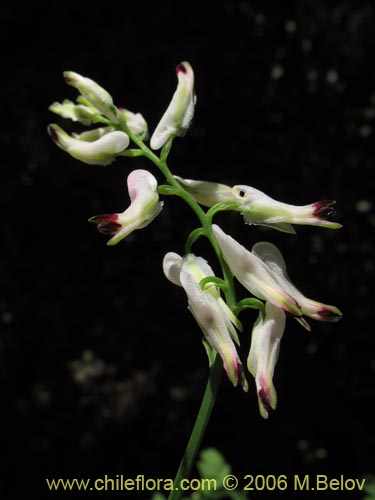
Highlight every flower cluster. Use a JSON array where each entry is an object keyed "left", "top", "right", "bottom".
[
  {"left": 48, "top": 64, "right": 194, "bottom": 166},
  {"left": 48, "top": 62, "right": 342, "bottom": 419}
]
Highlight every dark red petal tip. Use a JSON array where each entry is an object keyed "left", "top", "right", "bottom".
[
  {"left": 313, "top": 200, "right": 336, "bottom": 219},
  {"left": 176, "top": 63, "right": 187, "bottom": 74},
  {"left": 47, "top": 125, "right": 59, "bottom": 144},
  {"left": 89, "top": 214, "right": 120, "bottom": 235},
  {"left": 258, "top": 388, "right": 273, "bottom": 415},
  {"left": 318, "top": 307, "right": 343, "bottom": 322}
]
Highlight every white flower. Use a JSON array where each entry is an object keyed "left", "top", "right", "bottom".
[
  {"left": 150, "top": 62, "right": 196, "bottom": 150},
  {"left": 47, "top": 124, "right": 129, "bottom": 166},
  {"left": 212, "top": 225, "right": 302, "bottom": 317},
  {"left": 163, "top": 252, "right": 247, "bottom": 389},
  {"left": 247, "top": 302, "right": 285, "bottom": 419},
  {"left": 71, "top": 126, "right": 115, "bottom": 142},
  {"left": 174, "top": 176, "right": 234, "bottom": 206},
  {"left": 173, "top": 177, "right": 342, "bottom": 233},
  {"left": 89, "top": 169, "right": 163, "bottom": 246},
  {"left": 251, "top": 242, "right": 342, "bottom": 323}
]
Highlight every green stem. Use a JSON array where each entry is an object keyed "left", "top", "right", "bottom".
[
  {"left": 168, "top": 354, "right": 223, "bottom": 500},
  {"left": 118, "top": 122, "right": 236, "bottom": 499}
]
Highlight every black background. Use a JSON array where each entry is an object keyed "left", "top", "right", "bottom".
[{"left": 1, "top": 1, "right": 374, "bottom": 499}]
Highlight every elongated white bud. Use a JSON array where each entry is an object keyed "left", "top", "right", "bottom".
[{"left": 150, "top": 62, "right": 196, "bottom": 150}]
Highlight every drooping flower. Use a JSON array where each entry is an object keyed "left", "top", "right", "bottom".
[
  {"left": 212, "top": 225, "right": 302, "bottom": 317},
  {"left": 247, "top": 301, "right": 286, "bottom": 419},
  {"left": 63, "top": 71, "right": 118, "bottom": 122},
  {"left": 89, "top": 169, "right": 163, "bottom": 246},
  {"left": 150, "top": 62, "right": 196, "bottom": 150},
  {"left": 47, "top": 124, "right": 129, "bottom": 166},
  {"left": 174, "top": 177, "right": 342, "bottom": 233},
  {"left": 163, "top": 252, "right": 247, "bottom": 390},
  {"left": 251, "top": 242, "right": 342, "bottom": 324}
]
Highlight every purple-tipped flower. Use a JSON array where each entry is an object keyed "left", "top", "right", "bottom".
[
  {"left": 212, "top": 225, "right": 302, "bottom": 317},
  {"left": 174, "top": 177, "right": 342, "bottom": 233},
  {"left": 150, "top": 62, "right": 196, "bottom": 150},
  {"left": 47, "top": 124, "right": 129, "bottom": 165},
  {"left": 89, "top": 169, "right": 163, "bottom": 245},
  {"left": 251, "top": 242, "right": 342, "bottom": 324},
  {"left": 163, "top": 252, "right": 247, "bottom": 390},
  {"left": 248, "top": 302, "right": 286, "bottom": 419},
  {"left": 231, "top": 186, "right": 342, "bottom": 232}
]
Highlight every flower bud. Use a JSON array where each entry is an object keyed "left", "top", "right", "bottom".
[
  {"left": 49, "top": 99, "right": 103, "bottom": 126},
  {"left": 119, "top": 108, "right": 148, "bottom": 140},
  {"left": 63, "top": 71, "right": 118, "bottom": 122},
  {"left": 150, "top": 62, "right": 196, "bottom": 150},
  {"left": 47, "top": 124, "right": 129, "bottom": 165}
]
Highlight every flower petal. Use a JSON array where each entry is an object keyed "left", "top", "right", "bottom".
[
  {"left": 180, "top": 262, "right": 243, "bottom": 387},
  {"left": 252, "top": 241, "right": 343, "bottom": 322},
  {"left": 233, "top": 185, "right": 342, "bottom": 230},
  {"left": 90, "top": 170, "right": 163, "bottom": 245},
  {"left": 48, "top": 124, "right": 129, "bottom": 165},
  {"left": 63, "top": 71, "right": 118, "bottom": 122},
  {"left": 162, "top": 252, "right": 183, "bottom": 286},
  {"left": 150, "top": 62, "right": 196, "bottom": 150},
  {"left": 212, "top": 225, "right": 302, "bottom": 316},
  {"left": 248, "top": 302, "right": 286, "bottom": 419}
]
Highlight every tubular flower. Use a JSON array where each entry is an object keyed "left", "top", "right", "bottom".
[
  {"left": 251, "top": 242, "right": 342, "bottom": 324},
  {"left": 47, "top": 124, "right": 129, "bottom": 166},
  {"left": 247, "top": 302, "right": 286, "bottom": 419},
  {"left": 63, "top": 71, "right": 118, "bottom": 122},
  {"left": 89, "top": 169, "right": 163, "bottom": 246},
  {"left": 163, "top": 252, "right": 247, "bottom": 390},
  {"left": 150, "top": 62, "right": 196, "bottom": 150},
  {"left": 212, "top": 225, "right": 302, "bottom": 317},
  {"left": 174, "top": 177, "right": 342, "bottom": 233},
  {"left": 231, "top": 185, "right": 342, "bottom": 233}
]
